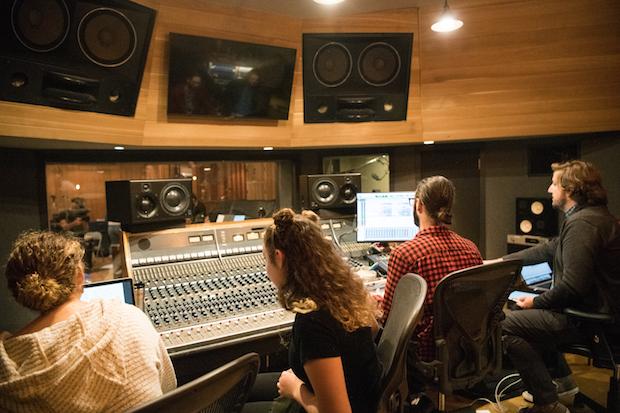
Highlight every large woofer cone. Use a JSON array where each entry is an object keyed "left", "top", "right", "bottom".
[
  {"left": 312, "top": 178, "right": 338, "bottom": 206},
  {"left": 312, "top": 42, "right": 352, "bottom": 88},
  {"left": 160, "top": 182, "right": 191, "bottom": 216},
  {"left": 340, "top": 182, "right": 358, "bottom": 205},
  {"left": 358, "top": 42, "right": 401, "bottom": 87},
  {"left": 136, "top": 193, "right": 158, "bottom": 219},
  {"left": 11, "top": 0, "right": 70, "bottom": 52},
  {"left": 78, "top": 8, "right": 137, "bottom": 67}
]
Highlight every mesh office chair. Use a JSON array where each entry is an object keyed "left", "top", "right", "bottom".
[
  {"left": 376, "top": 273, "right": 428, "bottom": 413},
  {"left": 128, "top": 352, "right": 260, "bottom": 413},
  {"left": 416, "top": 259, "right": 522, "bottom": 412}
]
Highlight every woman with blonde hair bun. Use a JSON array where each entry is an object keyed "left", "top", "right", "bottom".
[
  {"left": 0, "top": 231, "right": 176, "bottom": 412},
  {"left": 243, "top": 208, "right": 381, "bottom": 413}
]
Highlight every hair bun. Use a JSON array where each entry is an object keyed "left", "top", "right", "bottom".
[
  {"left": 273, "top": 208, "right": 295, "bottom": 230},
  {"left": 17, "top": 273, "right": 66, "bottom": 312}
]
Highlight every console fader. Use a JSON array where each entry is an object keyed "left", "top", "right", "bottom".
[{"left": 122, "top": 218, "right": 385, "bottom": 357}]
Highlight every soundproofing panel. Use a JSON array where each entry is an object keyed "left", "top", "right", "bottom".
[
  {"left": 515, "top": 197, "right": 558, "bottom": 237},
  {"left": 302, "top": 32, "right": 413, "bottom": 123},
  {"left": 106, "top": 179, "right": 192, "bottom": 232},
  {"left": 0, "top": 0, "right": 156, "bottom": 116},
  {"left": 299, "top": 173, "right": 361, "bottom": 210}
]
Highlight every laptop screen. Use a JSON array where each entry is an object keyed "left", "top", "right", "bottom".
[
  {"left": 520, "top": 262, "right": 553, "bottom": 286},
  {"left": 82, "top": 278, "right": 135, "bottom": 305}
]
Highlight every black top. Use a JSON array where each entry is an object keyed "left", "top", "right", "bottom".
[{"left": 289, "top": 309, "right": 382, "bottom": 413}]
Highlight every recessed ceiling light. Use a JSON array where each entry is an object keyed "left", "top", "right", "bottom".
[
  {"left": 263, "top": 146, "right": 274, "bottom": 151},
  {"left": 423, "top": 140, "right": 435, "bottom": 145},
  {"left": 313, "top": 0, "right": 345, "bottom": 5},
  {"left": 114, "top": 146, "right": 125, "bottom": 150}
]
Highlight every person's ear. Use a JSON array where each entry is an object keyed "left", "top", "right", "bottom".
[
  {"left": 416, "top": 198, "right": 425, "bottom": 215},
  {"left": 274, "top": 249, "right": 285, "bottom": 269}
]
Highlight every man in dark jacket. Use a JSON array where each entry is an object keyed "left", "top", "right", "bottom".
[{"left": 502, "top": 160, "right": 620, "bottom": 413}]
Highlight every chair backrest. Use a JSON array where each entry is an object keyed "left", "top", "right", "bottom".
[
  {"left": 128, "top": 352, "right": 260, "bottom": 413},
  {"left": 431, "top": 259, "right": 521, "bottom": 395},
  {"left": 376, "top": 273, "right": 427, "bottom": 413}
]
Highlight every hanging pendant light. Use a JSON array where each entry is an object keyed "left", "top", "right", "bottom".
[{"left": 431, "top": 0, "right": 463, "bottom": 33}]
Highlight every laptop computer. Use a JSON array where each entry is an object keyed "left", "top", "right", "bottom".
[
  {"left": 508, "top": 262, "right": 553, "bottom": 304},
  {"left": 520, "top": 262, "right": 553, "bottom": 291},
  {"left": 82, "top": 278, "right": 135, "bottom": 305}
]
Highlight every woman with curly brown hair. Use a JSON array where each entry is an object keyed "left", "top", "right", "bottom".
[
  {"left": 244, "top": 208, "right": 381, "bottom": 413},
  {"left": 0, "top": 231, "right": 176, "bottom": 412}
]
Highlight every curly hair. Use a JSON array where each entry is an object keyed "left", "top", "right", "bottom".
[
  {"left": 264, "top": 208, "right": 376, "bottom": 332},
  {"left": 415, "top": 175, "right": 455, "bottom": 225},
  {"left": 552, "top": 160, "right": 607, "bottom": 206},
  {"left": 5, "top": 231, "right": 84, "bottom": 312}
]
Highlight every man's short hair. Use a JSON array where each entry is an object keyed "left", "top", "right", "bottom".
[{"left": 551, "top": 160, "right": 607, "bottom": 206}]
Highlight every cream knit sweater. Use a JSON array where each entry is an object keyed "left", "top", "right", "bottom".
[{"left": 0, "top": 299, "right": 176, "bottom": 412}]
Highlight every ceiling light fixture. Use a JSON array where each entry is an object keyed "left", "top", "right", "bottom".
[
  {"left": 431, "top": 0, "right": 463, "bottom": 33},
  {"left": 313, "top": 0, "right": 345, "bottom": 5}
]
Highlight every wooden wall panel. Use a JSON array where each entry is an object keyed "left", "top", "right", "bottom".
[
  {"left": 419, "top": 0, "right": 620, "bottom": 141},
  {"left": 1, "top": 0, "right": 619, "bottom": 148}
]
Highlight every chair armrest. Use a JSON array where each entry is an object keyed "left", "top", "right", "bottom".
[{"left": 564, "top": 307, "right": 615, "bottom": 323}]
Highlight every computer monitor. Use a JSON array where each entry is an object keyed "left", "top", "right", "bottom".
[
  {"left": 82, "top": 278, "right": 135, "bottom": 305},
  {"left": 356, "top": 191, "right": 419, "bottom": 242}
]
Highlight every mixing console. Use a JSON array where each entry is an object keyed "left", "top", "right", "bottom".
[{"left": 122, "top": 217, "right": 385, "bottom": 357}]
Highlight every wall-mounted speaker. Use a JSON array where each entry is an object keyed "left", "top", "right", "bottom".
[
  {"left": 302, "top": 33, "right": 413, "bottom": 123},
  {"left": 299, "top": 173, "right": 361, "bottom": 210},
  {"left": 516, "top": 197, "right": 558, "bottom": 237},
  {"left": 106, "top": 179, "right": 192, "bottom": 231},
  {"left": 0, "top": 0, "right": 156, "bottom": 117}
]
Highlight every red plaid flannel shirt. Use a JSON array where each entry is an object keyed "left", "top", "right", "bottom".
[{"left": 380, "top": 226, "right": 483, "bottom": 361}]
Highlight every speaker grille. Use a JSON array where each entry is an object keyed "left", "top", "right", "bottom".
[
  {"left": 11, "top": 0, "right": 70, "bottom": 52},
  {"left": 78, "top": 8, "right": 137, "bottom": 67},
  {"left": 312, "top": 178, "right": 338, "bottom": 206},
  {"left": 313, "top": 42, "right": 352, "bottom": 88},
  {"left": 160, "top": 182, "right": 191, "bottom": 216},
  {"left": 358, "top": 42, "right": 401, "bottom": 87}
]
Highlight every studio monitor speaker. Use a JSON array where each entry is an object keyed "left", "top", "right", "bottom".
[
  {"left": 0, "top": 0, "right": 156, "bottom": 116},
  {"left": 299, "top": 173, "right": 361, "bottom": 210},
  {"left": 516, "top": 197, "right": 558, "bottom": 237},
  {"left": 106, "top": 179, "right": 192, "bottom": 231},
  {"left": 303, "top": 33, "right": 412, "bottom": 123}
]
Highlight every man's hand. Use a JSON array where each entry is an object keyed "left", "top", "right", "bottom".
[{"left": 515, "top": 295, "right": 535, "bottom": 309}]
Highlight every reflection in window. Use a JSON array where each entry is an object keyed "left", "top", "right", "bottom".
[
  {"left": 45, "top": 161, "right": 279, "bottom": 226},
  {"left": 322, "top": 154, "right": 390, "bottom": 193}
]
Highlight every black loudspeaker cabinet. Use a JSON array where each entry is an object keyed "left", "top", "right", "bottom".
[
  {"left": 299, "top": 173, "right": 361, "bottom": 210},
  {"left": 303, "top": 32, "right": 413, "bottom": 123},
  {"left": 0, "top": 0, "right": 156, "bottom": 117},
  {"left": 106, "top": 179, "right": 192, "bottom": 231},
  {"left": 515, "top": 197, "right": 558, "bottom": 237}
]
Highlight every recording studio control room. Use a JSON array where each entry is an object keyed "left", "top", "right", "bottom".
[{"left": 0, "top": 1, "right": 619, "bottom": 413}]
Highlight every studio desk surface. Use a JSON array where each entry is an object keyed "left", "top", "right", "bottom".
[{"left": 121, "top": 218, "right": 387, "bottom": 361}]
